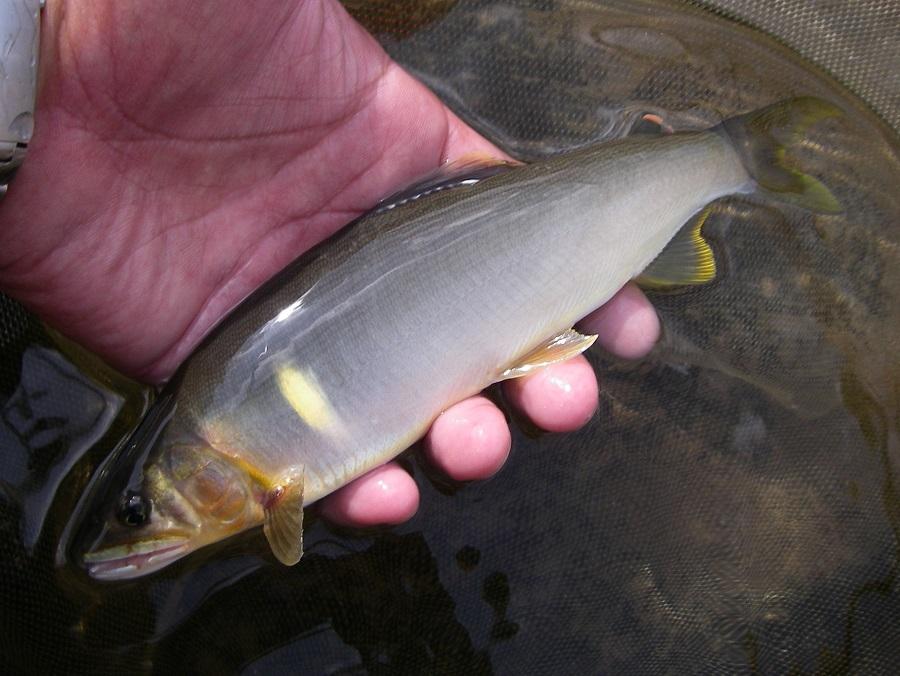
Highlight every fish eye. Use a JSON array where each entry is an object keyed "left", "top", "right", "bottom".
[{"left": 117, "top": 492, "right": 152, "bottom": 527}]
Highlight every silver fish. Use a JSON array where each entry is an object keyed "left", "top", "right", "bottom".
[{"left": 80, "top": 98, "right": 840, "bottom": 580}]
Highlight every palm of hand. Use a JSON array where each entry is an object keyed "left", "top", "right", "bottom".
[
  {"left": 2, "top": 0, "right": 488, "bottom": 379},
  {"left": 0, "top": 0, "right": 658, "bottom": 527}
]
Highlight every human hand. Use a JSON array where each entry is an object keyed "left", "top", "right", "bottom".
[{"left": 0, "top": 0, "right": 659, "bottom": 527}]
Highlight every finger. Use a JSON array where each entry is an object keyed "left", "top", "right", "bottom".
[
  {"left": 423, "top": 395, "right": 511, "bottom": 482},
  {"left": 579, "top": 282, "right": 660, "bottom": 360},
  {"left": 317, "top": 461, "right": 419, "bottom": 528},
  {"left": 503, "top": 355, "right": 599, "bottom": 432}
]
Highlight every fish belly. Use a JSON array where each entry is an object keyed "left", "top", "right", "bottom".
[{"left": 202, "top": 131, "right": 750, "bottom": 503}]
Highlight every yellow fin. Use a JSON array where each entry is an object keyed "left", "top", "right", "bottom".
[
  {"left": 500, "top": 328, "right": 597, "bottom": 380},
  {"left": 448, "top": 151, "right": 524, "bottom": 170},
  {"left": 276, "top": 365, "right": 335, "bottom": 431},
  {"left": 636, "top": 207, "right": 717, "bottom": 289},
  {"left": 263, "top": 468, "right": 305, "bottom": 566}
]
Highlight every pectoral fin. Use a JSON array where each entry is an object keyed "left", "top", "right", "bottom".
[
  {"left": 263, "top": 468, "right": 305, "bottom": 566},
  {"left": 500, "top": 328, "right": 597, "bottom": 380},
  {"left": 636, "top": 207, "right": 717, "bottom": 289}
]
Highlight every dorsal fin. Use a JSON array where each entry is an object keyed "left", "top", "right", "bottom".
[
  {"left": 374, "top": 153, "right": 521, "bottom": 214},
  {"left": 636, "top": 207, "right": 717, "bottom": 289}
]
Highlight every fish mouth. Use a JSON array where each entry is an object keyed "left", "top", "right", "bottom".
[{"left": 83, "top": 537, "right": 191, "bottom": 580}]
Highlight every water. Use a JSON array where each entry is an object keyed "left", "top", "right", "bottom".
[{"left": 2, "top": 0, "right": 899, "bottom": 673}]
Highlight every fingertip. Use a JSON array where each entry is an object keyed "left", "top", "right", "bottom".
[
  {"left": 424, "top": 395, "right": 511, "bottom": 481},
  {"left": 318, "top": 462, "right": 419, "bottom": 528},
  {"left": 579, "top": 282, "right": 659, "bottom": 360},
  {"left": 504, "top": 355, "right": 599, "bottom": 432}
]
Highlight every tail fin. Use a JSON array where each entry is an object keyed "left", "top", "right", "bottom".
[{"left": 719, "top": 97, "right": 842, "bottom": 213}]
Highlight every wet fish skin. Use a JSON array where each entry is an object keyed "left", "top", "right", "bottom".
[
  {"left": 79, "top": 98, "right": 840, "bottom": 579},
  {"left": 190, "top": 129, "right": 748, "bottom": 492}
]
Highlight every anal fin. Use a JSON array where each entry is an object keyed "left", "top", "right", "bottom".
[
  {"left": 263, "top": 468, "right": 305, "bottom": 566},
  {"left": 500, "top": 328, "right": 597, "bottom": 380},
  {"left": 636, "top": 206, "right": 717, "bottom": 289}
]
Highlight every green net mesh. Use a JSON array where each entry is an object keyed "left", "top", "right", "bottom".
[{"left": 688, "top": 0, "right": 900, "bottom": 132}]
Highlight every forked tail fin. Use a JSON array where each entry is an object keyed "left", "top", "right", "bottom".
[{"left": 718, "top": 97, "right": 842, "bottom": 213}]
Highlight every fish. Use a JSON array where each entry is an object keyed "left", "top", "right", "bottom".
[{"left": 77, "top": 97, "right": 841, "bottom": 580}]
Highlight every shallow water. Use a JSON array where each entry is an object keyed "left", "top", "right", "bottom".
[{"left": 2, "top": 0, "right": 899, "bottom": 673}]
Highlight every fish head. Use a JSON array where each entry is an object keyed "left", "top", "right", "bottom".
[{"left": 82, "top": 440, "right": 265, "bottom": 581}]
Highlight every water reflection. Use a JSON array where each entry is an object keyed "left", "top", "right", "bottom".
[
  {"left": 1, "top": 347, "right": 123, "bottom": 550},
  {"left": 68, "top": 530, "right": 505, "bottom": 674}
]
